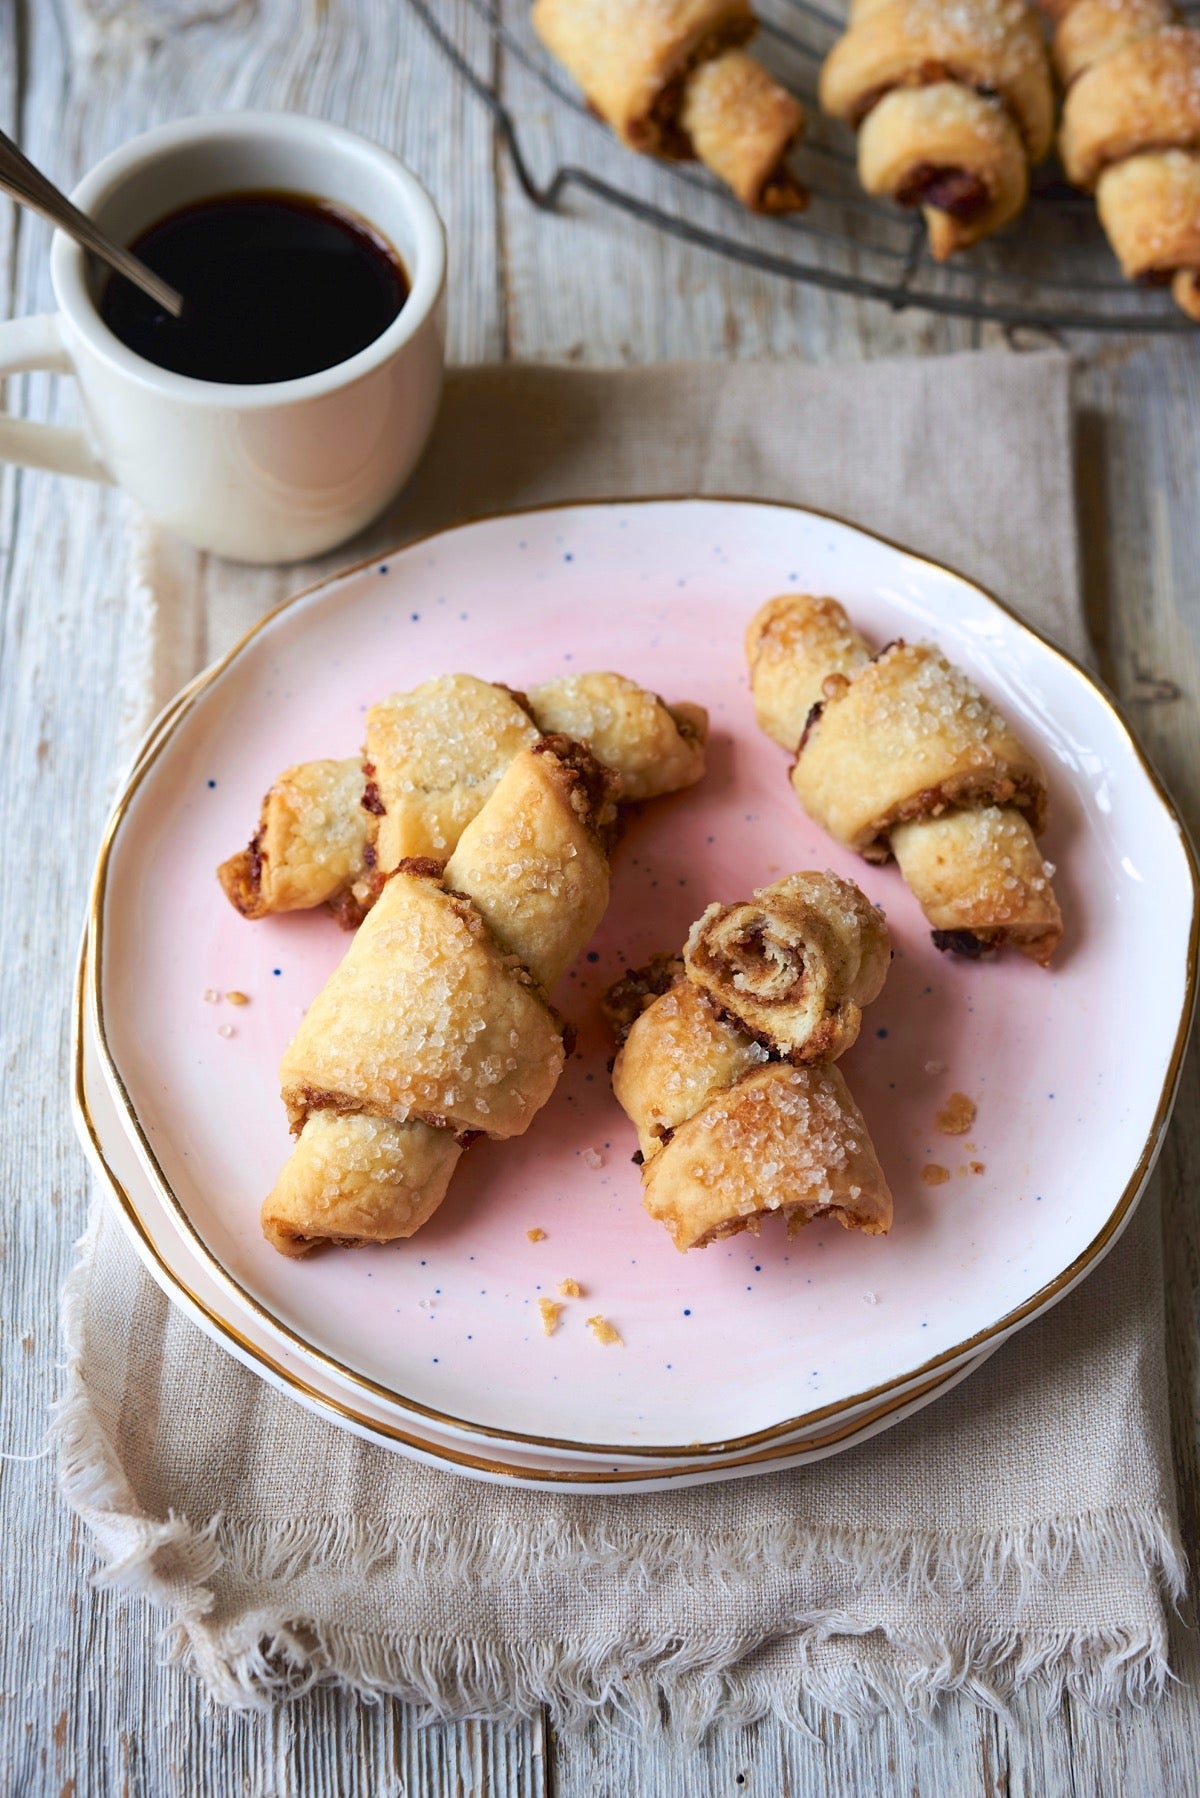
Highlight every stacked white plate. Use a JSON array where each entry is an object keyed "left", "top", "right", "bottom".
[{"left": 75, "top": 500, "right": 1197, "bottom": 1492}]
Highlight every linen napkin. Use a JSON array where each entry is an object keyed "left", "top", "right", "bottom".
[{"left": 59, "top": 352, "right": 1186, "bottom": 1727}]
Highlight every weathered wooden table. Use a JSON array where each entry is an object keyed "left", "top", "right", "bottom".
[{"left": 3, "top": 2, "right": 1199, "bottom": 1791}]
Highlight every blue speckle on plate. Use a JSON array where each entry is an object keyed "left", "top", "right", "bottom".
[
  {"left": 379, "top": 564, "right": 388, "bottom": 574},
  {"left": 876, "top": 1027, "right": 889, "bottom": 1039},
  {"left": 207, "top": 779, "right": 216, "bottom": 789},
  {"left": 273, "top": 968, "right": 282, "bottom": 977}
]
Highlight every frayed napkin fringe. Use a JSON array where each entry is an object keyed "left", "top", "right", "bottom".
[
  {"left": 55, "top": 1209, "right": 1185, "bottom": 1729},
  {"left": 149, "top": 1613, "right": 1177, "bottom": 1738},
  {"left": 210, "top": 1506, "right": 1187, "bottom": 1616}
]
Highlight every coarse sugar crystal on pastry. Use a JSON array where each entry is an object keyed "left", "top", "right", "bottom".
[
  {"left": 745, "top": 593, "right": 1062, "bottom": 962},
  {"left": 640, "top": 1063, "right": 893, "bottom": 1252},
  {"left": 262, "top": 738, "right": 615, "bottom": 1255},
  {"left": 792, "top": 639, "right": 1047, "bottom": 858},
  {"left": 526, "top": 671, "right": 707, "bottom": 802},
  {"left": 891, "top": 804, "right": 1062, "bottom": 963},
  {"left": 818, "top": 0, "right": 1053, "bottom": 256},
  {"left": 365, "top": 673, "right": 540, "bottom": 871},
  {"left": 612, "top": 976, "right": 771, "bottom": 1162},
  {"left": 1049, "top": 0, "right": 1200, "bottom": 320},
  {"left": 607, "top": 868, "right": 892, "bottom": 1251},
  {"left": 443, "top": 731, "right": 618, "bottom": 992},
  {"left": 262, "top": 1111, "right": 462, "bottom": 1256},
  {"left": 744, "top": 593, "right": 871, "bottom": 750},
  {"left": 217, "top": 757, "right": 370, "bottom": 921},
  {"left": 677, "top": 48, "right": 808, "bottom": 213},
  {"left": 279, "top": 863, "right": 567, "bottom": 1140}
]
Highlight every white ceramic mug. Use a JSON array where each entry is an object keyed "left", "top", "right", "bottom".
[{"left": 0, "top": 113, "right": 447, "bottom": 563}]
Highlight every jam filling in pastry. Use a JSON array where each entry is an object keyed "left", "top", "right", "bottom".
[{"left": 218, "top": 670, "right": 707, "bottom": 925}]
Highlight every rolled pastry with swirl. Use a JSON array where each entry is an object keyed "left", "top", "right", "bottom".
[
  {"left": 683, "top": 870, "right": 890, "bottom": 1061},
  {"left": 1053, "top": 3, "right": 1200, "bottom": 321},
  {"left": 605, "top": 874, "right": 892, "bottom": 1252},
  {"left": 819, "top": 0, "right": 1054, "bottom": 259},
  {"left": 531, "top": 1, "right": 808, "bottom": 212},
  {"left": 677, "top": 49, "right": 808, "bottom": 213},
  {"left": 261, "top": 737, "right": 617, "bottom": 1254},
  {"left": 219, "top": 671, "right": 707, "bottom": 924},
  {"left": 746, "top": 595, "right": 1063, "bottom": 963}
]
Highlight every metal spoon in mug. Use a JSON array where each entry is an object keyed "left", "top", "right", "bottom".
[{"left": 0, "top": 126, "right": 183, "bottom": 318}]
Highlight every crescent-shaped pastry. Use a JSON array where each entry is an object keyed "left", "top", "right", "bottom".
[
  {"left": 1096, "top": 150, "right": 1200, "bottom": 315},
  {"left": 819, "top": 0, "right": 1053, "bottom": 258},
  {"left": 676, "top": 49, "right": 808, "bottom": 213},
  {"left": 530, "top": 0, "right": 757, "bottom": 155},
  {"left": 605, "top": 872, "right": 893, "bottom": 1252},
  {"left": 1051, "top": 2, "right": 1200, "bottom": 319},
  {"left": 1059, "top": 27, "right": 1200, "bottom": 188},
  {"left": 219, "top": 670, "right": 708, "bottom": 924},
  {"left": 217, "top": 758, "right": 372, "bottom": 925},
  {"left": 365, "top": 674, "right": 540, "bottom": 869},
  {"left": 526, "top": 672, "right": 707, "bottom": 802},
  {"left": 746, "top": 594, "right": 1063, "bottom": 963},
  {"left": 530, "top": 1, "right": 808, "bottom": 211},
  {"left": 262, "top": 737, "right": 618, "bottom": 1254}
]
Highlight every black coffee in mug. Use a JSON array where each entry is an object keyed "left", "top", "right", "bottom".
[{"left": 99, "top": 190, "right": 409, "bottom": 385}]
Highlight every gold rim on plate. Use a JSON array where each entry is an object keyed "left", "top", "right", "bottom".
[{"left": 84, "top": 496, "right": 1200, "bottom": 1462}]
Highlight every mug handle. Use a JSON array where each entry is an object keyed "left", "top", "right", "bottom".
[{"left": 0, "top": 314, "right": 112, "bottom": 481}]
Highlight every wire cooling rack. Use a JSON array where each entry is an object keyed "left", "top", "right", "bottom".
[{"left": 412, "top": 0, "right": 1199, "bottom": 333}]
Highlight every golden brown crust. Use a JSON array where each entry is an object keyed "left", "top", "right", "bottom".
[
  {"left": 366, "top": 675, "right": 540, "bottom": 872},
  {"left": 679, "top": 49, "right": 808, "bottom": 212},
  {"left": 640, "top": 1062, "right": 893, "bottom": 1251},
  {"left": 530, "top": 0, "right": 757, "bottom": 154},
  {"left": 1095, "top": 147, "right": 1200, "bottom": 289},
  {"left": 1060, "top": 25, "right": 1200, "bottom": 189},
  {"left": 745, "top": 594, "right": 871, "bottom": 751},
  {"left": 279, "top": 867, "right": 566, "bottom": 1141},
  {"left": 792, "top": 639, "right": 1048, "bottom": 856},
  {"left": 819, "top": 0, "right": 1055, "bottom": 160},
  {"left": 746, "top": 594, "right": 1062, "bottom": 962},
  {"left": 262, "top": 1112, "right": 462, "bottom": 1256},
  {"left": 819, "top": 0, "right": 1052, "bottom": 256},
  {"left": 858, "top": 84, "right": 1030, "bottom": 259},
  {"left": 528, "top": 672, "right": 708, "bottom": 802},
  {"left": 891, "top": 805, "right": 1063, "bottom": 964},
  {"left": 683, "top": 870, "right": 891, "bottom": 1062},
  {"left": 1051, "top": 0, "right": 1175, "bottom": 86},
  {"left": 613, "top": 977, "right": 771, "bottom": 1161},
  {"left": 443, "top": 739, "right": 614, "bottom": 992},
  {"left": 217, "top": 758, "right": 369, "bottom": 920}
]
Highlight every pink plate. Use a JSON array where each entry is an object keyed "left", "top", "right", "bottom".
[{"left": 90, "top": 499, "right": 1197, "bottom": 1456}]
